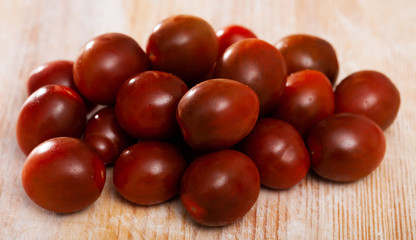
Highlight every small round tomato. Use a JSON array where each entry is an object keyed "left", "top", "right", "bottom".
[
  {"left": 27, "top": 60, "right": 76, "bottom": 95},
  {"left": 16, "top": 85, "right": 86, "bottom": 155},
  {"left": 238, "top": 118, "right": 310, "bottom": 189},
  {"left": 176, "top": 79, "right": 259, "bottom": 151},
  {"left": 214, "top": 38, "right": 287, "bottom": 115},
  {"left": 180, "top": 149, "right": 260, "bottom": 226},
  {"left": 74, "top": 33, "right": 149, "bottom": 105},
  {"left": 83, "top": 107, "right": 135, "bottom": 165},
  {"left": 275, "top": 34, "right": 339, "bottom": 85},
  {"left": 335, "top": 70, "right": 400, "bottom": 130},
  {"left": 146, "top": 15, "right": 218, "bottom": 85},
  {"left": 21, "top": 137, "right": 106, "bottom": 213},
  {"left": 270, "top": 70, "right": 335, "bottom": 137},
  {"left": 113, "top": 141, "right": 187, "bottom": 205},
  {"left": 307, "top": 113, "right": 386, "bottom": 182},
  {"left": 26, "top": 60, "right": 96, "bottom": 112},
  {"left": 216, "top": 25, "right": 256, "bottom": 59},
  {"left": 116, "top": 71, "right": 188, "bottom": 140}
]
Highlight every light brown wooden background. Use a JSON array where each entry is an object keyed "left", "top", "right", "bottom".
[{"left": 0, "top": 0, "right": 415, "bottom": 239}]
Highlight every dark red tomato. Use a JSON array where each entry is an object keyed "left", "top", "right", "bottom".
[
  {"left": 270, "top": 70, "right": 335, "bottom": 137},
  {"left": 307, "top": 113, "right": 386, "bottom": 182},
  {"left": 116, "top": 71, "right": 188, "bottom": 140},
  {"left": 83, "top": 107, "right": 135, "bottom": 165},
  {"left": 16, "top": 85, "right": 86, "bottom": 155},
  {"left": 176, "top": 79, "right": 259, "bottom": 151},
  {"left": 214, "top": 38, "right": 287, "bottom": 115},
  {"left": 113, "top": 141, "right": 187, "bottom": 205},
  {"left": 146, "top": 15, "right": 218, "bottom": 85},
  {"left": 27, "top": 60, "right": 76, "bottom": 95},
  {"left": 180, "top": 149, "right": 260, "bottom": 226},
  {"left": 216, "top": 25, "right": 256, "bottom": 59},
  {"left": 21, "top": 137, "right": 106, "bottom": 213},
  {"left": 335, "top": 70, "right": 400, "bottom": 130},
  {"left": 74, "top": 33, "right": 149, "bottom": 105},
  {"left": 26, "top": 60, "right": 96, "bottom": 112},
  {"left": 238, "top": 118, "right": 310, "bottom": 189},
  {"left": 275, "top": 34, "right": 339, "bottom": 85}
]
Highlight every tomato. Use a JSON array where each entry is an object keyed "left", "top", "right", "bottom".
[
  {"left": 270, "top": 70, "right": 335, "bottom": 137},
  {"left": 334, "top": 70, "right": 400, "bottom": 130},
  {"left": 275, "top": 34, "right": 339, "bottom": 85},
  {"left": 307, "top": 113, "right": 386, "bottom": 182},
  {"left": 238, "top": 118, "right": 310, "bottom": 189},
  {"left": 26, "top": 60, "right": 96, "bottom": 111},
  {"left": 216, "top": 25, "right": 256, "bottom": 59},
  {"left": 21, "top": 137, "right": 106, "bottom": 213},
  {"left": 113, "top": 141, "right": 187, "bottom": 205},
  {"left": 146, "top": 15, "right": 218, "bottom": 85},
  {"left": 176, "top": 79, "right": 259, "bottom": 151},
  {"left": 74, "top": 33, "right": 149, "bottom": 105},
  {"left": 16, "top": 85, "right": 86, "bottom": 155},
  {"left": 214, "top": 38, "right": 287, "bottom": 115},
  {"left": 116, "top": 71, "right": 188, "bottom": 140},
  {"left": 27, "top": 60, "right": 76, "bottom": 95},
  {"left": 83, "top": 107, "right": 135, "bottom": 165},
  {"left": 180, "top": 149, "right": 260, "bottom": 226}
]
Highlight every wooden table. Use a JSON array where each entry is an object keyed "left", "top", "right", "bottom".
[{"left": 1, "top": 0, "right": 415, "bottom": 239}]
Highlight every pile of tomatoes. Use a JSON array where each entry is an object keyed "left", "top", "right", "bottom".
[{"left": 16, "top": 15, "right": 400, "bottom": 226}]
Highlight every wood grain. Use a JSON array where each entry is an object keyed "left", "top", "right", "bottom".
[{"left": 0, "top": 0, "right": 415, "bottom": 239}]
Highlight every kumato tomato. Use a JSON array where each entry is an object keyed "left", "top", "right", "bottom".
[
  {"left": 180, "top": 149, "right": 260, "bottom": 226},
  {"left": 83, "top": 107, "right": 135, "bottom": 165},
  {"left": 307, "top": 113, "right": 386, "bottom": 182},
  {"left": 74, "top": 33, "right": 149, "bottom": 105},
  {"left": 176, "top": 79, "right": 259, "bottom": 151},
  {"left": 14, "top": 16, "right": 401, "bottom": 226},
  {"left": 116, "top": 71, "right": 188, "bottom": 140},
  {"left": 146, "top": 15, "right": 218, "bottom": 85},
  {"left": 216, "top": 25, "right": 257, "bottom": 59},
  {"left": 21, "top": 137, "right": 106, "bottom": 213},
  {"left": 275, "top": 34, "right": 339, "bottom": 85},
  {"left": 335, "top": 70, "right": 400, "bottom": 130},
  {"left": 27, "top": 60, "right": 76, "bottom": 95},
  {"left": 16, "top": 85, "right": 86, "bottom": 155},
  {"left": 238, "top": 118, "right": 310, "bottom": 189},
  {"left": 214, "top": 38, "right": 287, "bottom": 115},
  {"left": 113, "top": 141, "right": 187, "bottom": 205},
  {"left": 270, "top": 70, "right": 335, "bottom": 137},
  {"left": 26, "top": 60, "right": 96, "bottom": 111}
]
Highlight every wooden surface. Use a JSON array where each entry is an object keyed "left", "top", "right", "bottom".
[{"left": 1, "top": 0, "right": 415, "bottom": 239}]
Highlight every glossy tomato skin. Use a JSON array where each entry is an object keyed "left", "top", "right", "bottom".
[
  {"left": 216, "top": 25, "right": 257, "bottom": 59},
  {"left": 214, "top": 38, "right": 287, "bottom": 115},
  {"left": 27, "top": 60, "right": 76, "bottom": 95},
  {"left": 16, "top": 85, "right": 86, "bottom": 155},
  {"left": 270, "top": 70, "right": 335, "bottom": 137},
  {"left": 21, "top": 137, "right": 106, "bottom": 213},
  {"left": 238, "top": 118, "right": 310, "bottom": 189},
  {"left": 27, "top": 60, "right": 96, "bottom": 112},
  {"left": 146, "top": 15, "right": 218, "bottom": 85},
  {"left": 335, "top": 70, "right": 400, "bottom": 130},
  {"left": 180, "top": 149, "right": 260, "bottom": 226},
  {"left": 307, "top": 113, "right": 386, "bottom": 182},
  {"left": 275, "top": 34, "right": 339, "bottom": 85},
  {"left": 83, "top": 107, "right": 135, "bottom": 165},
  {"left": 116, "top": 71, "right": 188, "bottom": 140},
  {"left": 74, "top": 33, "right": 149, "bottom": 105},
  {"left": 176, "top": 79, "right": 259, "bottom": 151},
  {"left": 113, "top": 141, "right": 187, "bottom": 205}
]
